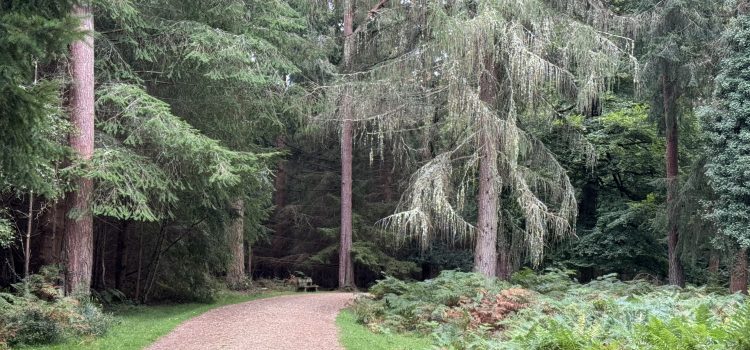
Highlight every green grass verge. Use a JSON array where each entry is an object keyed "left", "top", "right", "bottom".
[
  {"left": 21, "top": 291, "right": 290, "bottom": 350},
  {"left": 337, "top": 309, "right": 432, "bottom": 350}
]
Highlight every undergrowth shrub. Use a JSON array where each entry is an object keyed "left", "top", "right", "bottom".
[
  {"left": 0, "top": 266, "right": 112, "bottom": 348},
  {"left": 351, "top": 270, "right": 749, "bottom": 350}
]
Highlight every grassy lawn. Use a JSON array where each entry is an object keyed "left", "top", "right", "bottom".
[
  {"left": 337, "top": 310, "right": 432, "bottom": 350},
  {"left": 21, "top": 291, "right": 290, "bottom": 350}
]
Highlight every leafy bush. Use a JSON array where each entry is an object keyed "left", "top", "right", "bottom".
[
  {"left": 0, "top": 266, "right": 112, "bottom": 348},
  {"left": 350, "top": 270, "right": 749, "bottom": 350}
]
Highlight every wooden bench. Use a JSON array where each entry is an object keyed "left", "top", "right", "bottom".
[{"left": 295, "top": 277, "right": 319, "bottom": 292}]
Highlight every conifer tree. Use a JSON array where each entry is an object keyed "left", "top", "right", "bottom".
[
  {"left": 374, "top": 0, "right": 635, "bottom": 278},
  {"left": 701, "top": 7, "right": 750, "bottom": 294},
  {"left": 638, "top": 0, "right": 720, "bottom": 287}
]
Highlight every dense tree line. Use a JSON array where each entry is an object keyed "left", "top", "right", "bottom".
[{"left": 1, "top": 0, "right": 749, "bottom": 302}]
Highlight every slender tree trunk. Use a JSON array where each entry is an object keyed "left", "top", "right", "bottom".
[
  {"left": 226, "top": 199, "right": 246, "bottom": 287},
  {"left": 380, "top": 156, "right": 394, "bottom": 202},
  {"left": 274, "top": 136, "right": 287, "bottom": 212},
  {"left": 663, "top": 70, "right": 685, "bottom": 287},
  {"left": 475, "top": 55, "right": 499, "bottom": 278},
  {"left": 24, "top": 192, "right": 33, "bottom": 279},
  {"left": 730, "top": 248, "right": 748, "bottom": 294},
  {"left": 496, "top": 232, "right": 512, "bottom": 280},
  {"left": 271, "top": 136, "right": 287, "bottom": 250},
  {"left": 708, "top": 251, "right": 720, "bottom": 274},
  {"left": 98, "top": 226, "right": 107, "bottom": 289},
  {"left": 338, "top": 0, "right": 355, "bottom": 289},
  {"left": 245, "top": 239, "right": 252, "bottom": 280},
  {"left": 64, "top": 3, "right": 95, "bottom": 296}
]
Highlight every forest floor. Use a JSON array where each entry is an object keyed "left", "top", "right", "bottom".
[
  {"left": 21, "top": 291, "right": 292, "bottom": 350},
  {"left": 147, "top": 292, "right": 354, "bottom": 350}
]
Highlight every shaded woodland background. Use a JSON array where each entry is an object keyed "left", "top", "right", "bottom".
[{"left": 2, "top": 0, "right": 750, "bottom": 305}]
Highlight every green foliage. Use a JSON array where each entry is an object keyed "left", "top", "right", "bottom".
[
  {"left": 350, "top": 270, "right": 749, "bottom": 349},
  {"left": 337, "top": 310, "right": 431, "bottom": 350},
  {"left": 0, "top": 212, "right": 13, "bottom": 248},
  {"left": 701, "top": 14, "right": 750, "bottom": 249},
  {"left": 0, "top": 267, "right": 112, "bottom": 348},
  {"left": 352, "top": 242, "right": 419, "bottom": 278},
  {"left": 546, "top": 100, "right": 669, "bottom": 278},
  {"left": 353, "top": 271, "right": 508, "bottom": 334},
  {"left": 0, "top": 0, "right": 78, "bottom": 196}
]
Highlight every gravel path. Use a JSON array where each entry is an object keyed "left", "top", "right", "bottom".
[{"left": 147, "top": 292, "right": 355, "bottom": 350}]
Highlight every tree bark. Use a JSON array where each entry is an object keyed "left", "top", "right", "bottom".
[
  {"left": 663, "top": 69, "right": 685, "bottom": 287},
  {"left": 730, "top": 248, "right": 748, "bottom": 294},
  {"left": 245, "top": 239, "right": 252, "bottom": 280},
  {"left": 271, "top": 136, "right": 287, "bottom": 249},
  {"left": 226, "top": 199, "right": 246, "bottom": 287},
  {"left": 274, "top": 136, "right": 287, "bottom": 215},
  {"left": 24, "top": 192, "right": 33, "bottom": 279},
  {"left": 64, "top": 3, "right": 95, "bottom": 296},
  {"left": 338, "top": 0, "right": 356, "bottom": 290},
  {"left": 474, "top": 55, "right": 499, "bottom": 278},
  {"left": 708, "top": 251, "right": 720, "bottom": 274},
  {"left": 380, "top": 156, "right": 394, "bottom": 202}
]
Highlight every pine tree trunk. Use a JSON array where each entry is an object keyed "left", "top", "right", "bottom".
[
  {"left": 380, "top": 156, "right": 394, "bottom": 202},
  {"left": 663, "top": 70, "right": 685, "bottom": 287},
  {"left": 496, "top": 237, "right": 512, "bottom": 280},
  {"left": 245, "top": 239, "right": 252, "bottom": 280},
  {"left": 64, "top": 3, "right": 95, "bottom": 296},
  {"left": 227, "top": 199, "right": 245, "bottom": 288},
  {"left": 338, "top": 0, "right": 355, "bottom": 290},
  {"left": 730, "top": 248, "right": 748, "bottom": 294},
  {"left": 271, "top": 136, "right": 287, "bottom": 251},
  {"left": 474, "top": 55, "right": 499, "bottom": 278},
  {"left": 708, "top": 251, "right": 720, "bottom": 274},
  {"left": 24, "top": 193, "right": 33, "bottom": 279},
  {"left": 274, "top": 136, "right": 287, "bottom": 215}
]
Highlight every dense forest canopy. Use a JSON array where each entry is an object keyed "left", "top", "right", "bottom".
[{"left": 1, "top": 0, "right": 749, "bottom": 310}]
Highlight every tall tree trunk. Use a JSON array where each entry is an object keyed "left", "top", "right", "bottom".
[
  {"left": 708, "top": 251, "right": 720, "bottom": 274},
  {"left": 271, "top": 136, "right": 287, "bottom": 250},
  {"left": 226, "top": 199, "right": 246, "bottom": 287},
  {"left": 380, "top": 156, "right": 394, "bottom": 203},
  {"left": 496, "top": 235, "right": 512, "bottom": 280},
  {"left": 274, "top": 136, "right": 287, "bottom": 216},
  {"left": 475, "top": 55, "right": 499, "bottom": 278},
  {"left": 338, "top": 0, "right": 355, "bottom": 290},
  {"left": 663, "top": 70, "right": 685, "bottom": 287},
  {"left": 64, "top": 3, "right": 95, "bottom": 296},
  {"left": 730, "top": 248, "right": 748, "bottom": 294},
  {"left": 245, "top": 239, "right": 252, "bottom": 280},
  {"left": 24, "top": 192, "right": 33, "bottom": 279}
]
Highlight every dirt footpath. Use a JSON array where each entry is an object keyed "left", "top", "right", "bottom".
[{"left": 147, "top": 292, "right": 354, "bottom": 350}]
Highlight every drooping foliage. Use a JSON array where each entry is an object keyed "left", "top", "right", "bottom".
[
  {"left": 357, "top": 0, "right": 636, "bottom": 269},
  {"left": 2, "top": 4, "right": 750, "bottom": 345}
]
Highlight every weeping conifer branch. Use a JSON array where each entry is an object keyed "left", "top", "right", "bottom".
[{"left": 317, "top": 0, "right": 635, "bottom": 265}]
